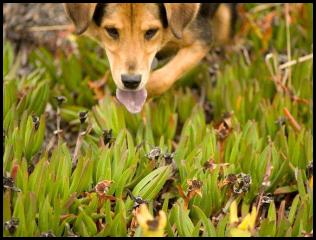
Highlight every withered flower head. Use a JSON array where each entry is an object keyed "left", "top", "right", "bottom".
[
  {"left": 95, "top": 180, "right": 112, "bottom": 196},
  {"left": 163, "top": 152, "right": 174, "bottom": 164},
  {"left": 55, "top": 96, "right": 67, "bottom": 106},
  {"left": 187, "top": 178, "right": 203, "bottom": 197},
  {"left": 275, "top": 117, "right": 286, "bottom": 127},
  {"left": 3, "top": 176, "right": 14, "bottom": 188},
  {"left": 79, "top": 111, "right": 88, "bottom": 124},
  {"left": 261, "top": 193, "right": 274, "bottom": 204},
  {"left": 307, "top": 161, "right": 313, "bottom": 178},
  {"left": 216, "top": 128, "right": 230, "bottom": 141},
  {"left": 215, "top": 112, "right": 233, "bottom": 141},
  {"left": 32, "top": 115, "right": 40, "bottom": 130},
  {"left": 240, "top": 173, "right": 252, "bottom": 185},
  {"left": 126, "top": 189, "right": 148, "bottom": 209},
  {"left": 223, "top": 174, "right": 238, "bottom": 186},
  {"left": 146, "top": 147, "right": 161, "bottom": 160},
  {"left": 67, "top": 231, "right": 79, "bottom": 237},
  {"left": 3, "top": 176, "right": 21, "bottom": 192},
  {"left": 233, "top": 173, "right": 252, "bottom": 194},
  {"left": 203, "top": 161, "right": 212, "bottom": 169},
  {"left": 4, "top": 218, "right": 19, "bottom": 234},
  {"left": 40, "top": 231, "right": 56, "bottom": 237},
  {"left": 133, "top": 196, "right": 148, "bottom": 209},
  {"left": 102, "top": 129, "right": 114, "bottom": 146}
]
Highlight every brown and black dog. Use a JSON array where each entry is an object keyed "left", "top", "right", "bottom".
[{"left": 64, "top": 3, "right": 237, "bottom": 113}]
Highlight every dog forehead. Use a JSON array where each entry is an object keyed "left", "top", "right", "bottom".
[{"left": 103, "top": 3, "right": 161, "bottom": 21}]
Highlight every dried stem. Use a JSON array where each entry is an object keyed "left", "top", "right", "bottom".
[
  {"left": 283, "top": 107, "right": 301, "bottom": 132},
  {"left": 213, "top": 195, "right": 237, "bottom": 224},
  {"left": 27, "top": 24, "right": 72, "bottom": 32},
  {"left": 279, "top": 53, "right": 313, "bottom": 70},
  {"left": 55, "top": 106, "right": 63, "bottom": 143},
  {"left": 285, "top": 3, "right": 292, "bottom": 86},
  {"left": 250, "top": 3, "right": 283, "bottom": 13},
  {"left": 72, "top": 124, "right": 92, "bottom": 168}
]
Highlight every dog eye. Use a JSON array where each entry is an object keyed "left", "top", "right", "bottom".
[
  {"left": 105, "top": 27, "right": 119, "bottom": 39},
  {"left": 145, "top": 28, "right": 158, "bottom": 40}
]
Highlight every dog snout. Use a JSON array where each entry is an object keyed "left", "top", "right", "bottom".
[{"left": 121, "top": 74, "right": 142, "bottom": 89}]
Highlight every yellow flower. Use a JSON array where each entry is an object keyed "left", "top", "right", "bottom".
[
  {"left": 229, "top": 200, "right": 239, "bottom": 224},
  {"left": 309, "top": 176, "right": 313, "bottom": 190},
  {"left": 229, "top": 200, "right": 257, "bottom": 237},
  {"left": 135, "top": 204, "right": 167, "bottom": 237}
]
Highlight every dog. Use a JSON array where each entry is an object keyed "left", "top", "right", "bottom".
[{"left": 64, "top": 3, "right": 237, "bottom": 113}]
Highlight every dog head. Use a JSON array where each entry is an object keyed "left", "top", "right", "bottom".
[{"left": 64, "top": 3, "right": 200, "bottom": 113}]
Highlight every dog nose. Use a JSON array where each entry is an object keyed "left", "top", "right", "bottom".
[{"left": 121, "top": 74, "right": 142, "bottom": 89}]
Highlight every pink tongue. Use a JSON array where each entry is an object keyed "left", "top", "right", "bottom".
[{"left": 116, "top": 88, "right": 147, "bottom": 114}]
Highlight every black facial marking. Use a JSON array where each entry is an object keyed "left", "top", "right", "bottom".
[
  {"left": 131, "top": 4, "right": 134, "bottom": 33},
  {"left": 199, "top": 3, "right": 220, "bottom": 18},
  {"left": 229, "top": 3, "right": 238, "bottom": 37},
  {"left": 157, "top": 3, "right": 168, "bottom": 28},
  {"left": 93, "top": 3, "right": 108, "bottom": 27}
]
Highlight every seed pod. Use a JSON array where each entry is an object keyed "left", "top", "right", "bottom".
[
  {"left": 3, "top": 176, "right": 21, "bottom": 192},
  {"left": 133, "top": 196, "right": 148, "bottom": 209},
  {"left": 241, "top": 173, "right": 252, "bottom": 185},
  {"left": 32, "top": 115, "right": 40, "bottom": 130},
  {"left": 103, "top": 129, "right": 114, "bottom": 146},
  {"left": 79, "top": 111, "right": 88, "bottom": 124},
  {"left": 208, "top": 64, "right": 219, "bottom": 87},
  {"left": 233, "top": 173, "right": 252, "bottom": 194},
  {"left": 40, "top": 231, "right": 56, "bottom": 237},
  {"left": 4, "top": 218, "right": 19, "bottom": 234},
  {"left": 275, "top": 117, "right": 286, "bottom": 127},
  {"left": 163, "top": 152, "right": 174, "bottom": 164},
  {"left": 146, "top": 147, "right": 161, "bottom": 160},
  {"left": 67, "top": 230, "right": 79, "bottom": 237},
  {"left": 307, "top": 161, "right": 313, "bottom": 178},
  {"left": 261, "top": 193, "right": 274, "bottom": 204},
  {"left": 3, "top": 176, "right": 14, "bottom": 189},
  {"left": 55, "top": 96, "right": 67, "bottom": 106},
  {"left": 126, "top": 189, "right": 148, "bottom": 209}
]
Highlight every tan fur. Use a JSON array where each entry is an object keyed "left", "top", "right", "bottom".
[
  {"left": 67, "top": 4, "right": 171, "bottom": 91},
  {"left": 163, "top": 3, "right": 200, "bottom": 39},
  {"left": 64, "top": 3, "right": 232, "bottom": 97},
  {"left": 212, "top": 4, "right": 232, "bottom": 45},
  {"left": 64, "top": 3, "right": 97, "bottom": 34},
  {"left": 146, "top": 42, "right": 208, "bottom": 96}
]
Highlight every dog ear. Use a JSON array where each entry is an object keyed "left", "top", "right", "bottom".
[
  {"left": 163, "top": 3, "right": 200, "bottom": 39},
  {"left": 201, "top": 3, "right": 221, "bottom": 18},
  {"left": 64, "top": 3, "right": 97, "bottom": 35}
]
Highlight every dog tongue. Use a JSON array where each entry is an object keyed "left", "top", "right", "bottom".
[{"left": 116, "top": 88, "right": 147, "bottom": 114}]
